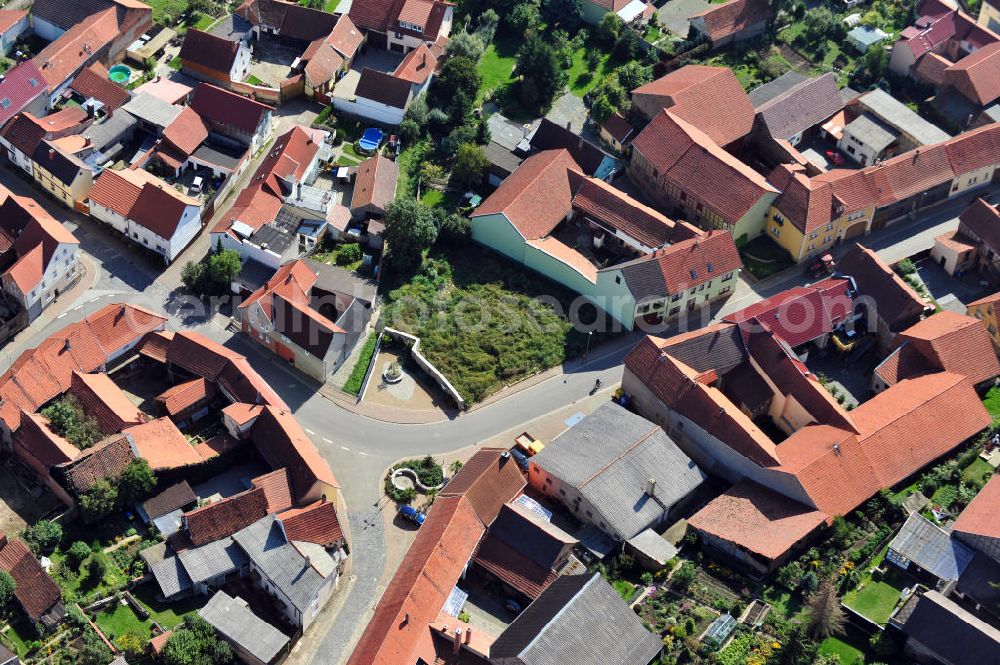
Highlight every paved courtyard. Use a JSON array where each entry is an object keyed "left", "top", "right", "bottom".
[
  {"left": 249, "top": 39, "right": 302, "bottom": 87},
  {"left": 333, "top": 49, "right": 404, "bottom": 100},
  {"left": 657, "top": 0, "right": 711, "bottom": 36}
]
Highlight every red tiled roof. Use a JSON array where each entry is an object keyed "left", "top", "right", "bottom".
[
  {"left": 154, "top": 377, "right": 215, "bottom": 416},
  {"left": 61, "top": 432, "right": 137, "bottom": 493},
  {"left": 618, "top": 230, "right": 741, "bottom": 300},
  {"left": 251, "top": 406, "right": 338, "bottom": 501},
  {"left": 0, "top": 10, "right": 26, "bottom": 35},
  {"left": 898, "top": 310, "right": 1000, "bottom": 385},
  {"left": 166, "top": 331, "right": 239, "bottom": 380},
  {"left": 68, "top": 63, "right": 131, "bottom": 111},
  {"left": 32, "top": 8, "right": 118, "bottom": 93},
  {"left": 346, "top": 496, "right": 486, "bottom": 665},
  {"left": 953, "top": 474, "right": 1000, "bottom": 539},
  {"left": 473, "top": 150, "right": 582, "bottom": 240},
  {"left": 631, "top": 111, "right": 777, "bottom": 225},
  {"left": 945, "top": 41, "right": 1000, "bottom": 106},
  {"left": 126, "top": 417, "right": 202, "bottom": 471},
  {"left": 149, "top": 630, "right": 173, "bottom": 654},
  {"left": 913, "top": 51, "right": 952, "bottom": 88},
  {"left": 0, "top": 61, "right": 47, "bottom": 127},
  {"left": 183, "top": 487, "right": 269, "bottom": 546},
  {"left": 129, "top": 181, "right": 200, "bottom": 239},
  {"left": 136, "top": 330, "right": 175, "bottom": 363},
  {"left": 631, "top": 65, "right": 755, "bottom": 146},
  {"left": 0, "top": 537, "right": 61, "bottom": 622},
  {"left": 216, "top": 357, "right": 288, "bottom": 409},
  {"left": 944, "top": 123, "right": 1000, "bottom": 175},
  {"left": 957, "top": 196, "right": 1000, "bottom": 254},
  {"left": 180, "top": 28, "right": 243, "bottom": 76},
  {"left": 88, "top": 168, "right": 144, "bottom": 217},
  {"left": 70, "top": 371, "right": 145, "bottom": 434},
  {"left": 570, "top": 176, "right": 677, "bottom": 249},
  {"left": 279, "top": 499, "right": 344, "bottom": 545},
  {"left": 689, "top": 0, "right": 773, "bottom": 43},
  {"left": 327, "top": 15, "right": 364, "bottom": 59},
  {"left": 768, "top": 164, "right": 837, "bottom": 234},
  {"left": 190, "top": 82, "right": 271, "bottom": 135},
  {"left": 163, "top": 106, "right": 209, "bottom": 156},
  {"left": 689, "top": 480, "right": 826, "bottom": 560},
  {"left": 836, "top": 243, "right": 930, "bottom": 332},
  {"left": 252, "top": 467, "right": 295, "bottom": 514},
  {"left": 393, "top": 44, "right": 437, "bottom": 85},
  {"left": 13, "top": 411, "right": 80, "bottom": 468},
  {"left": 472, "top": 533, "right": 557, "bottom": 599},
  {"left": 303, "top": 34, "right": 345, "bottom": 87},
  {"left": 222, "top": 402, "right": 264, "bottom": 427},
  {"left": 438, "top": 448, "right": 526, "bottom": 526},
  {"left": 725, "top": 276, "right": 855, "bottom": 348},
  {"left": 350, "top": 154, "right": 399, "bottom": 213},
  {"left": 601, "top": 112, "right": 634, "bottom": 143}
]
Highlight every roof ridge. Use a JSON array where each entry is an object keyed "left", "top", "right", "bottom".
[{"left": 578, "top": 424, "right": 663, "bottom": 488}]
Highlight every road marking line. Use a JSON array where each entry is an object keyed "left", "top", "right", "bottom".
[
  {"left": 323, "top": 438, "right": 332, "bottom": 444},
  {"left": 358, "top": 451, "right": 368, "bottom": 456},
  {"left": 340, "top": 446, "right": 350, "bottom": 451},
  {"left": 305, "top": 428, "right": 315, "bottom": 435}
]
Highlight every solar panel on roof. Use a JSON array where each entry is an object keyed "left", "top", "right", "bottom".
[
  {"left": 513, "top": 494, "right": 553, "bottom": 521},
  {"left": 442, "top": 586, "right": 468, "bottom": 618}
]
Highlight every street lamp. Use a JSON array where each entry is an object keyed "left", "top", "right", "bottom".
[{"left": 585, "top": 331, "right": 593, "bottom": 358}]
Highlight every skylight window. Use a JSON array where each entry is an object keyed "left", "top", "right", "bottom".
[{"left": 0, "top": 99, "right": 10, "bottom": 109}]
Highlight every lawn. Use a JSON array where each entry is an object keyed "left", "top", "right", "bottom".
[
  {"left": 312, "top": 240, "right": 364, "bottom": 272},
  {"left": 421, "top": 188, "right": 463, "bottom": 211},
  {"left": 962, "top": 457, "right": 994, "bottom": 484},
  {"left": 245, "top": 74, "right": 267, "bottom": 86},
  {"left": 763, "top": 586, "right": 806, "bottom": 620},
  {"left": 168, "top": 55, "right": 182, "bottom": 70},
  {"left": 193, "top": 12, "right": 214, "bottom": 30},
  {"left": 343, "top": 332, "right": 379, "bottom": 395},
  {"left": 132, "top": 584, "right": 207, "bottom": 629},
  {"left": 144, "top": 0, "right": 189, "bottom": 24},
  {"left": 983, "top": 386, "right": 1000, "bottom": 419},
  {"left": 843, "top": 569, "right": 906, "bottom": 625},
  {"left": 51, "top": 550, "right": 125, "bottom": 600},
  {"left": 818, "top": 636, "right": 865, "bottom": 665},
  {"left": 342, "top": 142, "right": 365, "bottom": 159},
  {"left": 94, "top": 603, "right": 152, "bottom": 642},
  {"left": 612, "top": 580, "right": 636, "bottom": 601},
  {"left": 1, "top": 621, "right": 35, "bottom": 659},
  {"left": 566, "top": 42, "right": 612, "bottom": 97},
  {"left": 477, "top": 32, "right": 519, "bottom": 104},
  {"left": 383, "top": 243, "right": 619, "bottom": 403}
]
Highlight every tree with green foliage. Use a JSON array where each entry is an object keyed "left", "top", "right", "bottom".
[
  {"left": 778, "top": 624, "right": 816, "bottom": 665},
  {"left": 78, "top": 630, "right": 113, "bottom": 665},
  {"left": 22, "top": 520, "right": 62, "bottom": 555},
  {"left": 120, "top": 459, "right": 157, "bottom": 505},
  {"left": 41, "top": 396, "right": 103, "bottom": 449},
  {"left": 87, "top": 554, "right": 108, "bottom": 582},
  {"left": 116, "top": 630, "right": 146, "bottom": 660},
  {"left": 611, "top": 28, "right": 640, "bottom": 62},
  {"left": 615, "top": 61, "right": 652, "bottom": 90},
  {"left": 475, "top": 8, "right": 500, "bottom": 43},
  {"left": 80, "top": 478, "right": 119, "bottom": 522},
  {"left": 67, "top": 541, "right": 92, "bottom": 569},
  {"left": 0, "top": 570, "right": 15, "bottom": 607},
  {"left": 516, "top": 36, "right": 566, "bottom": 114},
  {"left": 596, "top": 12, "right": 621, "bottom": 45},
  {"left": 542, "top": 0, "right": 582, "bottom": 28},
  {"left": 163, "top": 616, "right": 234, "bottom": 665},
  {"left": 588, "top": 75, "right": 627, "bottom": 123},
  {"left": 507, "top": 0, "right": 542, "bottom": 35},
  {"left": 430, "top": 55, "right": 482, "bottom": 125},
  {"left": 806, "top": 577, "right": 846, "bottom": 640},
  {"left": 453, "top": 144, "right": 489, "bottom": 188},
  {"left": 383, "top": 198, "right": 438, "bottom": 269},
  {"left": 182, "top": 248, "right": 242, "bottom": 296},
  {"left": 671, "top": 561, "right": 696, "bottom": 591},
  {"left": 446, "top": 31, "right": 486, "bottom": 61}
]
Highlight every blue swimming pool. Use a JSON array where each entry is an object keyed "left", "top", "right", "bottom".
[{"left": 358, "top": 128, "right": 384, "bottom": 152}]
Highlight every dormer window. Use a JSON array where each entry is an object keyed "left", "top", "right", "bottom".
[
  {"left": 400, "top": 20, "right": 423, "bottom": 31},
  {"left": 690, "top": 269, "right": 697, "bottom": 280}
]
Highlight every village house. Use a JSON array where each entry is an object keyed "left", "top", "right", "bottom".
[
  {"left": 750, "top": 73, "right": 844, "bottom": 149},
  {"left": 348, "top": 0, "right": 454, "bottom": 53},
  {"left": 88, "top": 168, "right": 202, "bottom": 263},
  {"left": 981, "top": 0, "right": 1000, "bottom": 31},
  {"left": 179, "top": 29, "right": 253, "bottom": 89},
  {"left": 0, "top": 532, "right": 64, "bottom": 628},
  {"left": 472, "top": 149, "right": 742, "bottom": 330},
  {"left": 199, "top": 591, "right": 290, "bottom": 665},
  {"left": 837, "top": 89, "right": 951, "bottom": 166},
  {"left": 189, "top": 82, "right": 274, "bottom": 153},
  {"left": 0, "top": 190, "right": 80, "bottom": 322},
  {"left": 350, "top": 153, "right": 399, "bottom": 219},
  {"left": 0, "top": 62, "right": 49, "bottom": 130},
  {"left": 0, "top": 10, "right": 28, "bottom": 56},
  {"left": 966, "top": 289, "right": 1000, "bottom": 349},
  {"left": 932, "top": 197, "right": 1000, "bottom": 278},
  {"left": 578, "top": 0, "right": 654, "bottom": 26},
  {"left": 621, "top": 292, "right": 995, "bottom": 573},
  {"left": 687, "top": 0, "right": 773, "bottom": 50},
  {"left": 302, "top": 15, "right": 364, "bottom": 102}
]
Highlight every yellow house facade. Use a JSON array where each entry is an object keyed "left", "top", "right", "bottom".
[
  {"left": 765, "top": 203, "right": 875, "bottom": 262},
  {"left": 968, "top": 293, "right": 1000, "bottom": 351},
  {"left": 979, "top": 0, "right": 1000, "bottom": 32},
  {"left": 32, "top": 143, "right": 93, "bottom": 211}
]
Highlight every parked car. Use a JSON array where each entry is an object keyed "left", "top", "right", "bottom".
[
  {"left": 504, "top": 598, "right": 522, "bottom": 614},
  {"left": 398, "top": 504, "right": 425, "bottom": 526},
  {"left": 190, "top": 176, "right": 204, "bottom": 193},
  {"left": 509, "top": 448, "right": 530, "bottom": 472}
]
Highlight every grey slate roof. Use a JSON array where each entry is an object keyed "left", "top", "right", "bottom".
[
  {"left": 531, "top": 402, "right": 705, "bottom": 540},
  {"left": 755, "top": 73, "right": 845, "bottom": 141},
  {"left": 485, "top": 140, "right": 524, "bottom": 175},
  {"left": 489, "top": 574, "right": 663, "bottom": 665},
  {"left": 232, "top": 515, "right": 333, "bottom": 615},
  {"left": 81, "top": 110, "right": 139, "bottom": 152},
  {"left": 901, "top": 590, "right": 1000, "bottom": 665},
  {"left": 845, "top": 114, "right": 898, "bottom": 152},
  {"left": 889, "top": 513, "right": 974, "bottom": 582},
  {"left": 748, "top": 71, "right": 807, "bottom": 108},
  {"left": 176, "top": 537, "right": 247, "bottom": 585},
  {"left": 487, "top": 113, "right": 536, "bottom": 152},
  {"left": 859, "top": 88, "right": 951, "bottom": 145},
  {"left": 628, "top": 528, "right": 679, "bottom": 566},
  {"left": 149, "top": 554, "right": 193, "bottom": 598},
  {"left": 199, "top": 591, "right": 290, "bottom": 664},
  {"left": 121, "top": 93, "right": 184, "bottom": 129}
]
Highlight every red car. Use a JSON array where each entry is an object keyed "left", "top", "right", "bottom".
[{"left": 825, "top": 150, "right": 845, "bottom": 166}]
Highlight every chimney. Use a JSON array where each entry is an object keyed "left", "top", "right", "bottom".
[
  {"left": 645, "top": 478, "right": 657, "bottom": 497},
  {"left": 464, "top": 628, "right": 472, "bottom": 645},
  {"left": 48, "top": 148, "right": 54, "bottom": 160},
  {"left": 63, "top": 338, "right": 72, "bottom": 351},
  {"left": 453, "top": 629, "right": 462, "bottom": 654}
]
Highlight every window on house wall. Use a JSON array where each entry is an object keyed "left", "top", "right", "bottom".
[
  {"left": 771, "top": 227, "right": 780, "bottom": 238},
  {"left": 695, "top": 202, "right": 703, "bottom": 212},
  {"left": 722, "top": 272, "right": 734, "bottom": 281}
]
